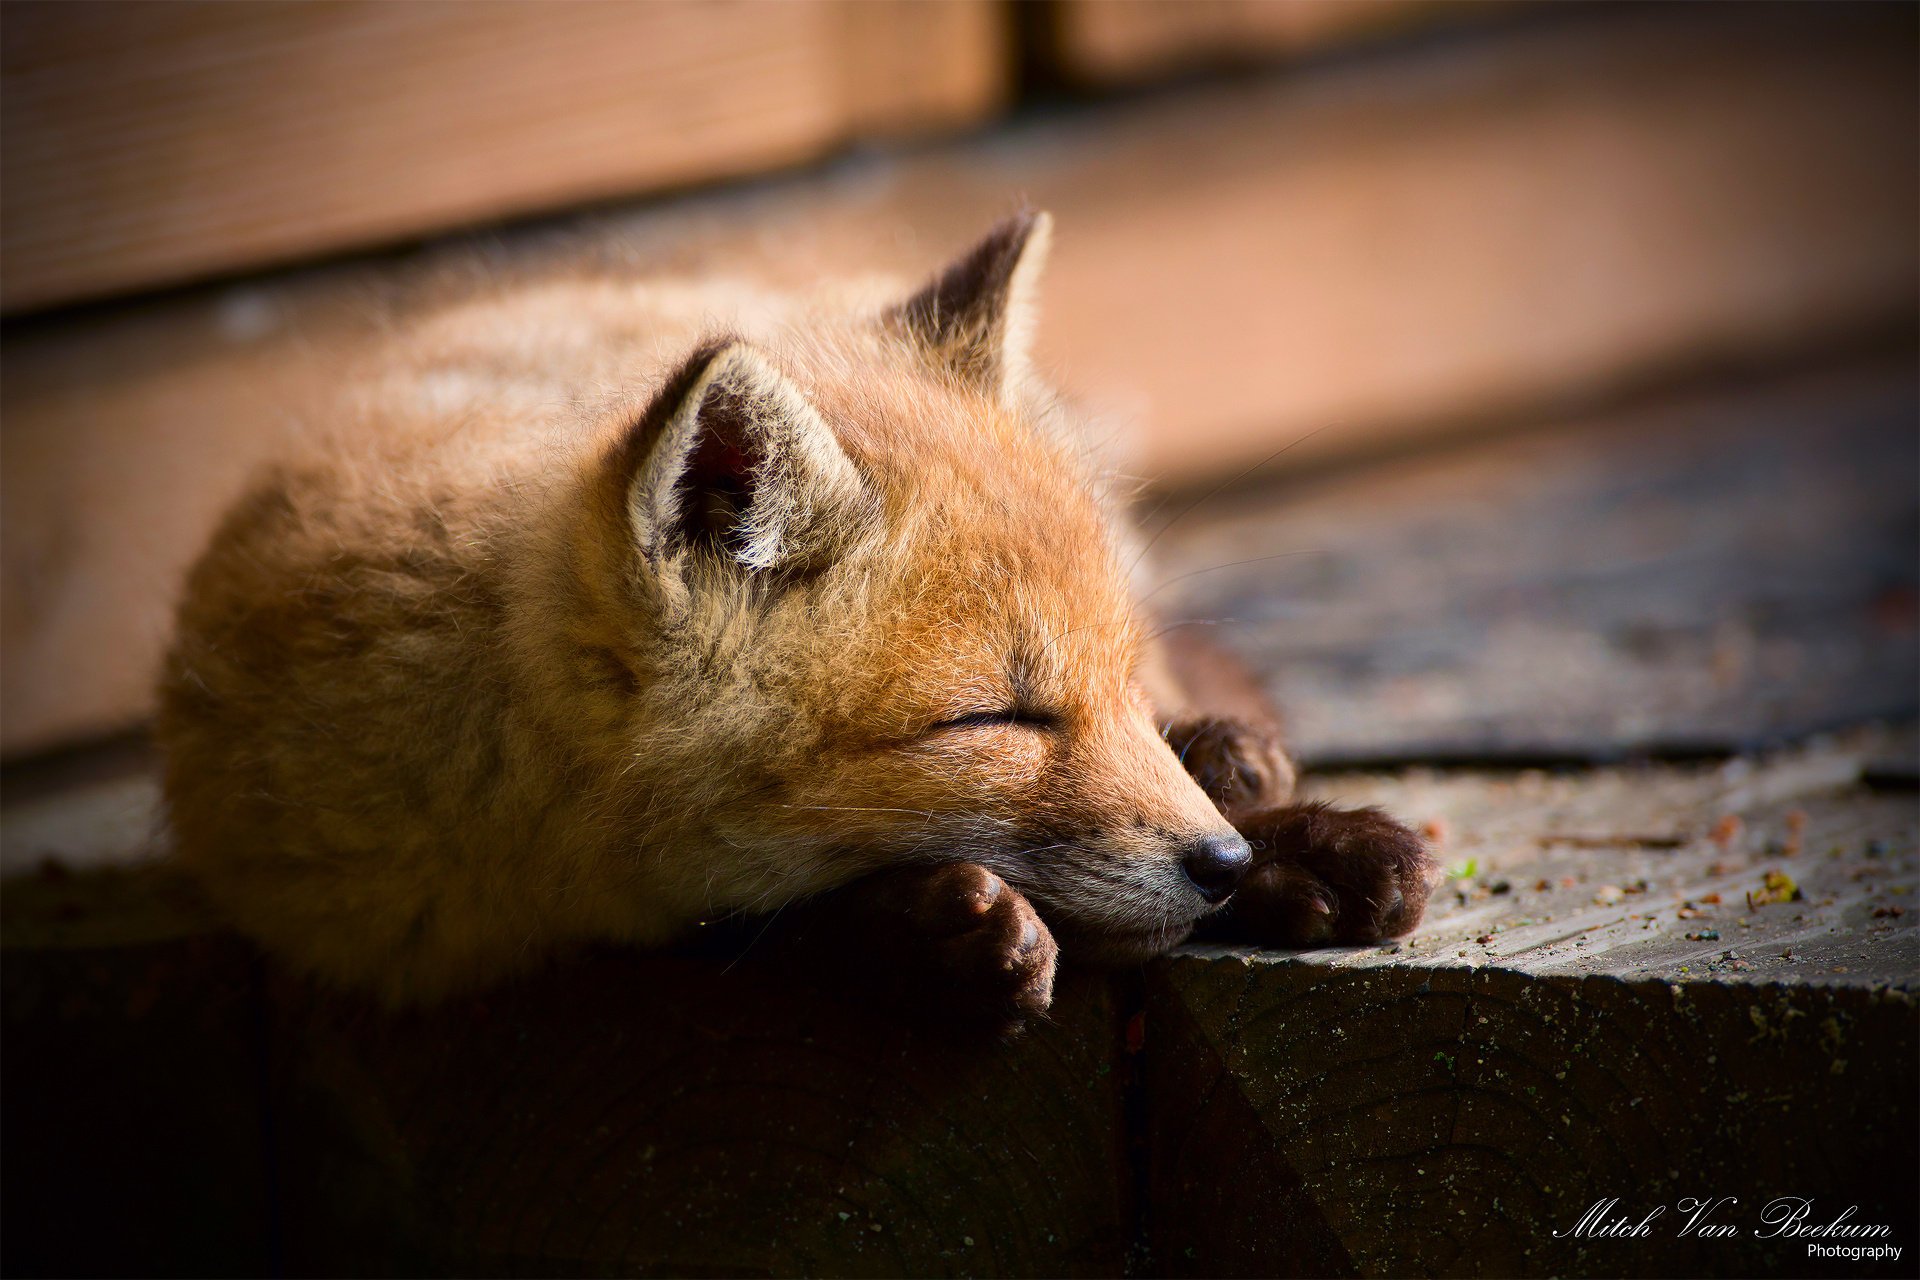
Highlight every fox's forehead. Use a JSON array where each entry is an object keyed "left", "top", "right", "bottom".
[
  {"left": 815, "top": 347, "right": 1115, "bottom": 522},
  {"left": 757, "top": 328, "right": 1140, "bottom": 704},
  {"left": 918, "top": 580, "right": 1139, "bottom": 707},
  {"left": 863, "top": 447, "right": 1141, "bottom": 713}
]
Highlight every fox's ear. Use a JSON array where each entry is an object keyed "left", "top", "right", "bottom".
[
  {"left": 619, "top": 340, "right": 868, "bottom": 579},
  {"left": 890, "top": 208, "right": 1053, "bottom": 392}
]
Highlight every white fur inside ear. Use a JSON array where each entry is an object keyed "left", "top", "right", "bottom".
[
  {"left": 891, "top": 209, "right": 1055, "bottom": 399},
  {"left": 998, "top": 210, "right": 1052, "bottom": 399},
  {"left": 628, "top": 344, "right": 866, "bottom": 574}
]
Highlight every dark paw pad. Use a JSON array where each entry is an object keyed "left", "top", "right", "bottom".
[{"left": 1220, "top": 802, "right": 1437, "bottom": 946}]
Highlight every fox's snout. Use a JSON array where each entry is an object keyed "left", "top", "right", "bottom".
[{"left": 1179, "top": 831, "right": 1252, "bottom": 904}]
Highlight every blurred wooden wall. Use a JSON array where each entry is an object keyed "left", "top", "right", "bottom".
[
  {"left": 1, "top": 1, "right": 1514, "bottom": 313},
  {"left": 2, "top": 1, "right": 1915, "bottom": 758},
  {"left": 1048, "top": 0, "right": 1474, "bottom": 83},
  {"left": 0, "top": 0, "right": 1009, "bottom": 312}
]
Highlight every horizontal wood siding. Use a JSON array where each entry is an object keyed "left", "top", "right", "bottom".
[
  {"left": 0, "top": 0, "right": 1006, "bottom": 313},
  {"left": 1050, "top": 0, "right": 1490, "bottom": 84}
]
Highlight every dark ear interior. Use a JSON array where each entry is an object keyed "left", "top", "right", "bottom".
[
  {"left": 622, "top": 338, "right": 868, "bottom": 579},
  {"left": 673, "top": 391, "right": 763, "bottom": 559}
]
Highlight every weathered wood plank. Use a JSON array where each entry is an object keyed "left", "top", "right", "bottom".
[
  {"left": 1151, "top": 363, "right": 1919, "bottom": 763},
  {"left": 1143, "top": 729, "right": 1919, "bottom": 1277},
  {"left": 0, "top": 857, "right": 1133, "bottom": 1278},
  {"left": 1285, "top": 726, "right": 1920, "bottom": 986},
  {"left": 0, "top": 0, "right": 1006, "bottom": 313},
  {"left": 4, "top": 3, "right": 1913, "bottom": 756},
  {"left": 1145, "top": 958, "right": 1916, "bottom": 1278},
  {"left": 1048, "top": 0, "right": 1493, "bottom": 85},
  {"left": 264, "top": 959, "right": 1129, "bottom": 1277}
]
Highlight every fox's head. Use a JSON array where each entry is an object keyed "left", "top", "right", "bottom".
[{"left": 536, "top": 212, "right": 1249, "bottom": 958}]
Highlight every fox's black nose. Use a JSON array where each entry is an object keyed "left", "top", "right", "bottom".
[{"left": 1181, "top": 833, "right": 1252, "bottom": 904}]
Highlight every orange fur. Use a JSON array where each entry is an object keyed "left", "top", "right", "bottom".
[{"left": 158, "top": 212, "right": 1246, "bottom": 1003}]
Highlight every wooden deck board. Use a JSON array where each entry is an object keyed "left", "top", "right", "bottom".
[
  {"left": 1137, "top": 740, "right": 1918, "bottom": 1276},
  {"left": 1142, "top": 953, "right": 1916, "bottom": 1277},
  {"left": 1150, "top": 362, "right": 1918, "bottom": 764},
  {"left": 1231, "top": 726, "right": 1919, "bottom": 987}
]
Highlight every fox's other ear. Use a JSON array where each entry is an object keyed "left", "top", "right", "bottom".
[
  {"left": 619, "top": 339, "right": 868, "bottom": 578},
  {"left": 890, "top": 208, "right": 1053, "bottom": 392}
]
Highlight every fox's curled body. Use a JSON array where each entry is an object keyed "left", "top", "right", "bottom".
[{"left": 160, "top": 213, "right": 1431, "bottom": 1008}]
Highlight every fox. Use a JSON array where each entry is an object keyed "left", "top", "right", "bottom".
[{"left": 156, "top": 210, "right": 1434, "bottom": 1025}]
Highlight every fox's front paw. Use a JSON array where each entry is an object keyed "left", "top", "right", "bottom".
[
  {"left": 769, "top": 862, "right": 1057, "bottom": 1034},
  {"left": 913, "top": 863, "right": 1058, "bottom": 1027},
  {"left": 1163, "top": 714, "right": 1296, "bottom": 822},
  {"left": 1209, "top": 802, "right": 1437, "bottom": 946}
]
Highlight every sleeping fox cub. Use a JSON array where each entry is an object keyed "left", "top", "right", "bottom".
[{"left": 158, "top": 211, "right": 1433, "bottom": 1022}]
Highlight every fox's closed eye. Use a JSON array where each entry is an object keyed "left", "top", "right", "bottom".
[{"left": 932, "top": 709, "right": 1059, "bottom": 733}]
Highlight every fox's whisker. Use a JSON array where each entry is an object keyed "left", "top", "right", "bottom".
[
  {"left": 1136, "top": 549, "right": 1322, "bottom": 610},
  {"left": 771, "top": 804, "right": 941, "bottom": 819},
  {"left": 1124, "top": 421, "right": 1339, "bottom": 581}
]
